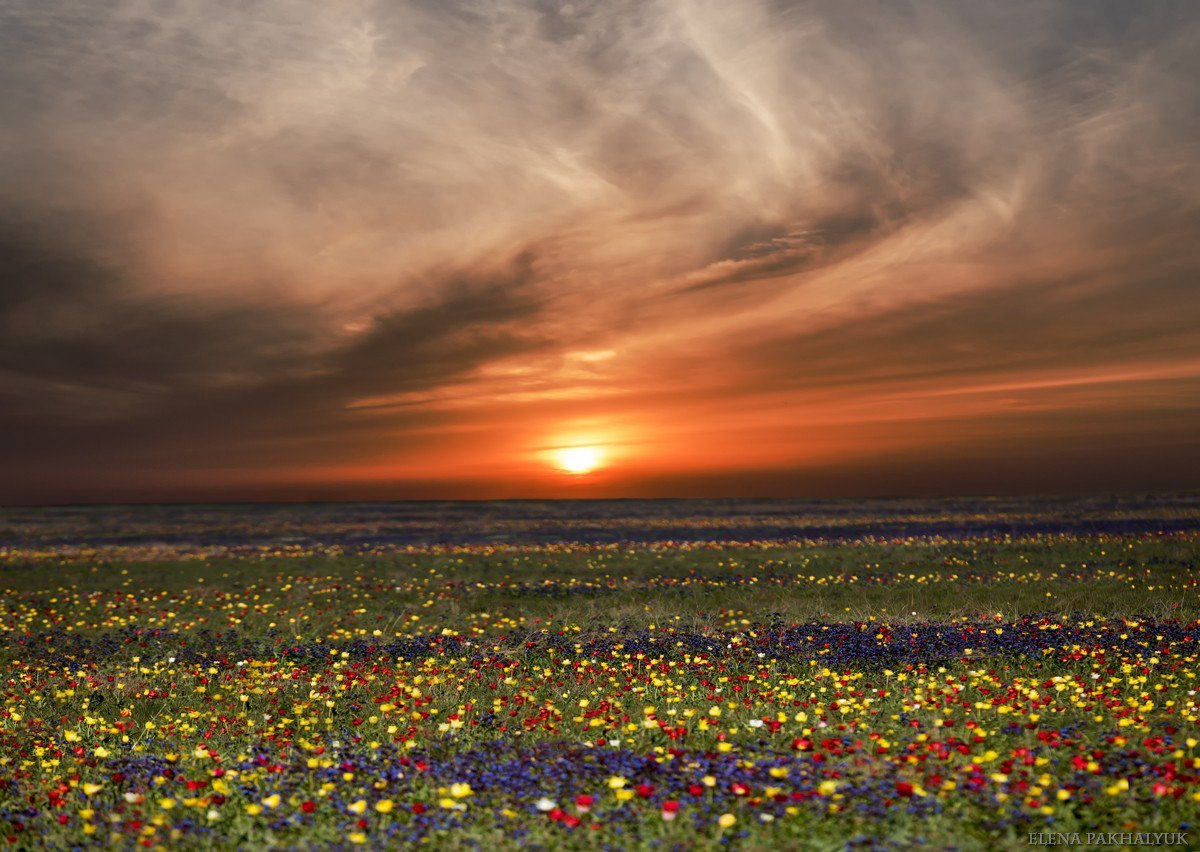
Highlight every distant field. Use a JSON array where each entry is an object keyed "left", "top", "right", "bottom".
[{"left": 1, "top": 498, "right": 1197, "bottom": 849}]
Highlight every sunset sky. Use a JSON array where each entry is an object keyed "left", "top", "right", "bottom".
[{"left": 2, "top": 1, "right": 1199, "bottom": 504}]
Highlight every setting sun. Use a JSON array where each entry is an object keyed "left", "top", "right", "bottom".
[{"left": 553, "top": 445, "right": 605, "bottom": 475}]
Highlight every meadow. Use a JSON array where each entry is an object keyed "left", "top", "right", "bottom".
[{"left": 1, "top": 498, "right": 1198, "bottom": 849}]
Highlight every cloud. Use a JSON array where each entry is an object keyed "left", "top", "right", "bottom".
[{"left": 1, "top": 0, "right": 1198, "bottom": 501}]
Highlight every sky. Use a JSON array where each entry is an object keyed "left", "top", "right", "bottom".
[{"left": 2, "top": 0, "right": 1199, "bottom": 504}]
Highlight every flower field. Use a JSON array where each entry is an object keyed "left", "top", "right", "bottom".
[{"left": 1, "top": 501, "right": 1198, "bottom": 849}]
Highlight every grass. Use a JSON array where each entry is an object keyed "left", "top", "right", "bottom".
[{"left": 0, "top": 532, "right": 1197, "bottom": 849}]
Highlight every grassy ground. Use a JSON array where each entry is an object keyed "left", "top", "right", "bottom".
[{"left": 1, "top": 533, "right": 1197, "bottom": 849}]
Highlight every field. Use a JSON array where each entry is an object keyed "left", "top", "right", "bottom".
[{"left": 1, "top": 498, "right": 1198, "bottom": 849}]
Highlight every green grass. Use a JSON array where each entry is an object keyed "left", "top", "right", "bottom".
[{"left": 0, "top": 533, "right": 1197, "bottom": 849}]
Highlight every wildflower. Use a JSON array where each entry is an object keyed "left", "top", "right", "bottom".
[
  {"left": 718, "top": 813, "right": 737, "bottom": 828},
  {"left": 535, "top": 798, "right": 556, "bottom": 812}
]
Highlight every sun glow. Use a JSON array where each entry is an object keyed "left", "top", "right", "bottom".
[{"left": 552, "top": 445, "right": 605, "bottom": 475}]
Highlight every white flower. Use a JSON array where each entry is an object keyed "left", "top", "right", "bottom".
[
  {"left": 535, "top": 798, "right": 556, "bottom": 812},
  {"left": 748, "top": 719, "right": 764, "bottom": 728},
  {"left": 206, "top": 808, "right": 220, "bottom": 822}
]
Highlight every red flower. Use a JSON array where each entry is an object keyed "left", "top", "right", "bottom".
[
  {"left": 896, "top": 781, "right": 914, "bottom": 797},
  {"left": 575, "top": 794, "right": 594, "bottom": 813},
  {"left": 562, "top": 815, "right": 581, "bottom": 828},
  {"left": 635, "top": 784, "right": 655, "bottom": 798},
  {"left": 792, "top": 738, "right": 813, "bottom": 751},
  {"left": 688, "top": 784, "right": 705, "bottom": 796},
  {"left": 411, "top": 802, "right": 426, "bottom": 814},
  {"left": 301, "top": 801, "right": 316, "bottom": 814}
]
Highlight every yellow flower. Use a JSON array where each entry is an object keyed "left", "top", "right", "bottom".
[
  {"left": 348, "top": 800, "right": 367, "bottom": 814},
  {"left": 159, "top": 798, "right": 176, "bottom": 810},
  {"left": 718, "top": 813, "right": 737, "bottom": 828},
  {"left": 615, "top": 789, "right": 634, "bottom": 802},
  {"left": 450, "top": 782, "right": 473, "bottom": 798},
  {"left": 817, "top": 781, "right": 837, "bottom": 796},
  {"left": 82, "top": 782, "right": 103, "bottom": 796},
  {"left": 262, "top": 794, "right": 281, "bottom": 809},
  {"left": 608, "top": 776, "right": 627, "bottom": 789},
  {"left": 1104, "top": 782, "right": 1126, "bottom": 796},
  {"left": 375, "top": 800, "right": 393, "bottom": 814},
  {"left": 348, "top": 832, "right": 367, "bottom": 844},
  {"left": 245, "top": 804, "right": 263, "bottom": 815}
]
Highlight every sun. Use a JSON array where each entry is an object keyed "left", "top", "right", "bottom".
[{"left": 552, "top": 445, "right": 605, "bottom": 475}]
